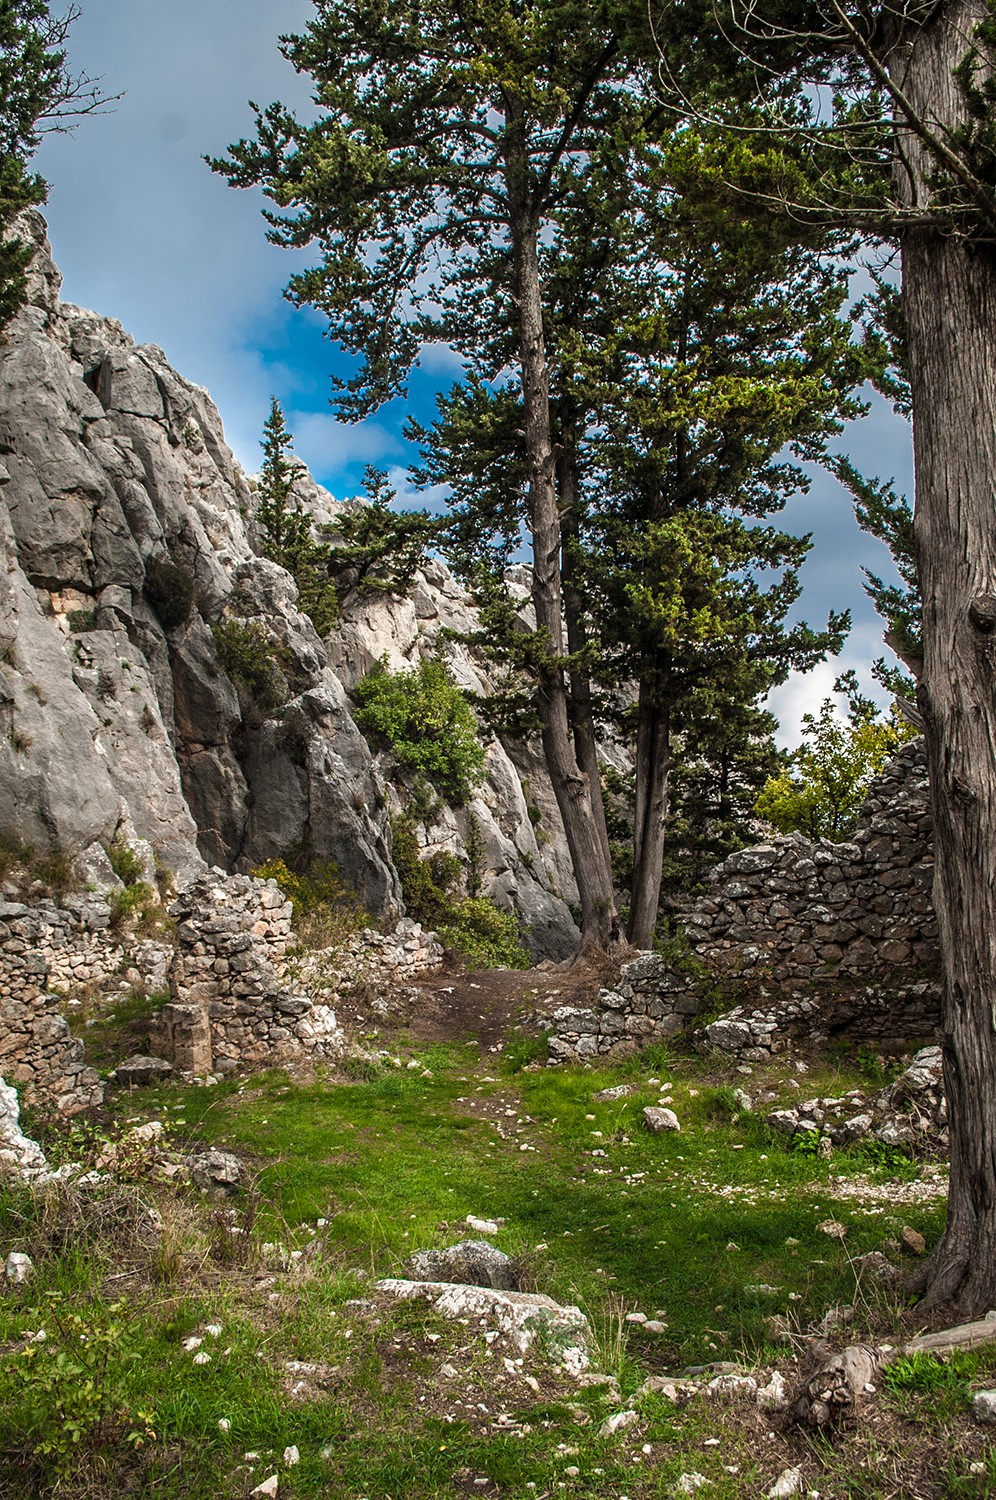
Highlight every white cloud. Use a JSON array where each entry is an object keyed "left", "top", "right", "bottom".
[{"left": 289, "top": 413, "right": 405, "bottom": 473}]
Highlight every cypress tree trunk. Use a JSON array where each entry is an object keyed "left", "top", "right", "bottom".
[
  {"left": 560, "top": 443, "right": 615, "bottom": 876},
  {"left": 505, "top": 125, "right": 620, "bottom": 953},
  {"left": 628, "top": 682, "right": 670, "bottom": 950},
  {"left": 895, "top": 0, "right": 996, "bottom": 1317}
]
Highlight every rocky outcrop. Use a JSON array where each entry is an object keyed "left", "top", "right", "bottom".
[{"left": 0, "top": 215, "right": 578, "bottom": 956}]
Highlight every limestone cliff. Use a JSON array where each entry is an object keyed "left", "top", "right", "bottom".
[{"left": 0, "top": 216, "right": 578, "bottom": 958}]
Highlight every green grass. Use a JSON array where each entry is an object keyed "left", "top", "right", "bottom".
[{"left": 0, "top": 1042, "right": 965, "bottom": 1498}]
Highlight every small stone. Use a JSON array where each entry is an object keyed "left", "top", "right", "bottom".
[
  {"left": 4, "top": 1251, "right": 33, "bottom": 1284},
  {"left": 901, "top": 1226, "right": 926, "bottom": 1255},
  {"left": 250, "top": 1477, "right": 279, "bottom": 1498},
  {"left": 192, "top": 1351, "right": 212, "bottom": 1365},
  {"left": 598, "top": 1409, "right": 639, "bottom": 1438},
  {"left": 642, "top": 1106, "right": 680, "bottom": 1133},
  {"left": 283, "top": 1445, "right": 300, "bottom": 1466},
  {"left": 816, "top": 1219, "right": 848, "bottom": 1241},
  {"left": 466, "top": 1215, "right": 500, "bottom": 1234},
  {"left": 973, "top": 1390, "right": 996, "bottom": 1423},
  {"left": 676, "top": 1474, "right": 710, "bottom": 1494},
  {"left": 218, "top": 1418, "right": 231, "bottom": 1433},
  {"left": 768, "top": 1468, "right": 804, "bottom": 1498}
]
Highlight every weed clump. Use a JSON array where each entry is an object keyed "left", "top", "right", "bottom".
[{"left": 253, "top": 856, "right": 367, "bottom": 949}]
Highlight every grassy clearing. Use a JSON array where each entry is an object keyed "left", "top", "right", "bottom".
[{"left": 0, "top": 1038, "right": 989, "bottom": 1498}]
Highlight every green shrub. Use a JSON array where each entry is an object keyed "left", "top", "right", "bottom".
[
  {"left": 353, "top": 656, "right": 485, "bottom": 805},
  {"left": 439, "top": 898, "right": 530, "bottom": 969},
  {"left": 143, "top": 556, "right": 194, "bottom": 629},
  {"left": 390, "top": 817, "right": 529, "bottom": 967},
  {"left": 108, "top": 883, "right": 158, "bottom": 933},
  {"left": 211, "top": 619, "right": 286, "bottom": 717},
  {"left": 390, "top": 817, "right": 454, "bottom": 924},
  {"left": 12, "top": 1300, "right": 156, "bottom": 1482},
  {"left": 65, "top": 608, "right": 97, "bottom": 633},
  {"left": 253, "top": 856, "right": 367, "bottom": 949}
]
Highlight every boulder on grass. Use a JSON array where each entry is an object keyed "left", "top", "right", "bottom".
[{"left": 404, "top": 1239, "right": 520, "bottom": 1290}]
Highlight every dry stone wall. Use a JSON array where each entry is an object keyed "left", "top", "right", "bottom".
[
  {"left": 0, "top": 899, "right": 105, "bottom": 1112},
  {"left": 684, "top": 739, "right": 935, "bottom": 982},
  {"left": 547, "top": 739, "right": 941, "bottom": 1064},
  {"left": 154, "top": 873, "right": 444, "bottom": 1076}
]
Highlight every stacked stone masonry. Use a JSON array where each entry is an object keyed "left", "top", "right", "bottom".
[
  {"left": 547, "top": 739, "right": 941, "bottom": 1064},
  {"left": 0, "top": 898, "right": 106, "bottom": 1113},
  {"left": 155, "top": 873, "right": 444, "bottom": 1076}
]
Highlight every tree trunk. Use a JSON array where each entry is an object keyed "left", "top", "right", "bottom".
[
  {"left": 559, "top": 442, "right": 615, "bottom": 876},
  {"left": 504, "top": 130, "right": 620, "bottom": 953},
  {"left": 628, "top": 679, "right": 670, "bottom": 949},
  {"left": 895, "top": 0, "right": 996, "bottom": 1317}
]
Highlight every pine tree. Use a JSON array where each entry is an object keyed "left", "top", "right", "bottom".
[{"left": 254, "top": 398, "right": 338, "bottom": 637}]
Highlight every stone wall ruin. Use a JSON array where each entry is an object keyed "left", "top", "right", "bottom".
[{"left": 547, "top": 739, "right": 941, "bottom": 1064}]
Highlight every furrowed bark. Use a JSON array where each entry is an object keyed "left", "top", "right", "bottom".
[
  {"left": 894, "top": 0, "right": 996, "bottom": 1317},
  {"left": 628, "top": 683, "right": 670, "bottom": 949},
  {"left": 560, "top": 443, "right": 615, "bottom": 875}
]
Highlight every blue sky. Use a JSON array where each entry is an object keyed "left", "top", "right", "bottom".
[{"left": 34, "top": 0, "right": 913, "bottom": 743}]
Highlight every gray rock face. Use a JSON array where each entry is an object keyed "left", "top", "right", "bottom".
[
  {"left": 404, "top": 1239, "right": 520, "bottom": 1290},
  {"left": 0, "top": 215, "right": 579, "bottom": 958}
]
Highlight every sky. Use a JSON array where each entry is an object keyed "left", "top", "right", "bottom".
[{"left": 34, "top": 0, "right": 914, "bottom": 745}]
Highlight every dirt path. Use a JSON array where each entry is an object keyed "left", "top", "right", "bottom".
[{"left": 370, "top": 959, "right": 610, "bottom": 1052}]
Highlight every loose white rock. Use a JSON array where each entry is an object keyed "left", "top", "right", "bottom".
[
  {"left": 250, "top": 1477, "right": 279, "bottom": 1498},
  {"left": 676, "top": 1474, "right": 710, "bottom": 1494},
  {"left": 642, "top": 1106, "right": 680, "bottom": 1133},
  {"left": 758, "top": 1371, "right": 789, "bottom": 1411},
  {"left": 768, "top": 1467, "right": 804, "bottom": 1498},
  {"left": 283, "top": 1445, "right": 300, "bottom": 1466},
  {"left": 466, "top": 1215, "right": 500, "bottom": 1234},
  {"left": 4, "top": 1251, "right": 33, "bottom": 1284},
  {"left": 598, "top": 1410, "right": 638, "bottom": 1438}
]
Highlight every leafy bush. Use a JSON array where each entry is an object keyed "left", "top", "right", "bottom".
[
  {"left": 13, "top": 1299, "right": 156, "bottom": 1483},
  {"left": 391, "top": 817, "right": 529, "bottom": 967},
  {"left": 756, "top": 694, "right": 917, "bottom": 841},
  {"left": 439, "top": 897, "right": 530, "bottom": 969},
  {"left": 211, "top": 619, "right": 287, "bottom": 717},
  {"left": 142, "top": 556, "right": 194, "bottom": 629},
  {"left": 353, "top": 655, "right": 485, "bottom": 805}
]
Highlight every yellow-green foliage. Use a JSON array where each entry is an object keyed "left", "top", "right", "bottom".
[
  {"left": 756, "top": 698, "right": 917, "bottom": 841},
  {"left": 253, "top": 856, "right": 367, "bottom": 948}
]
